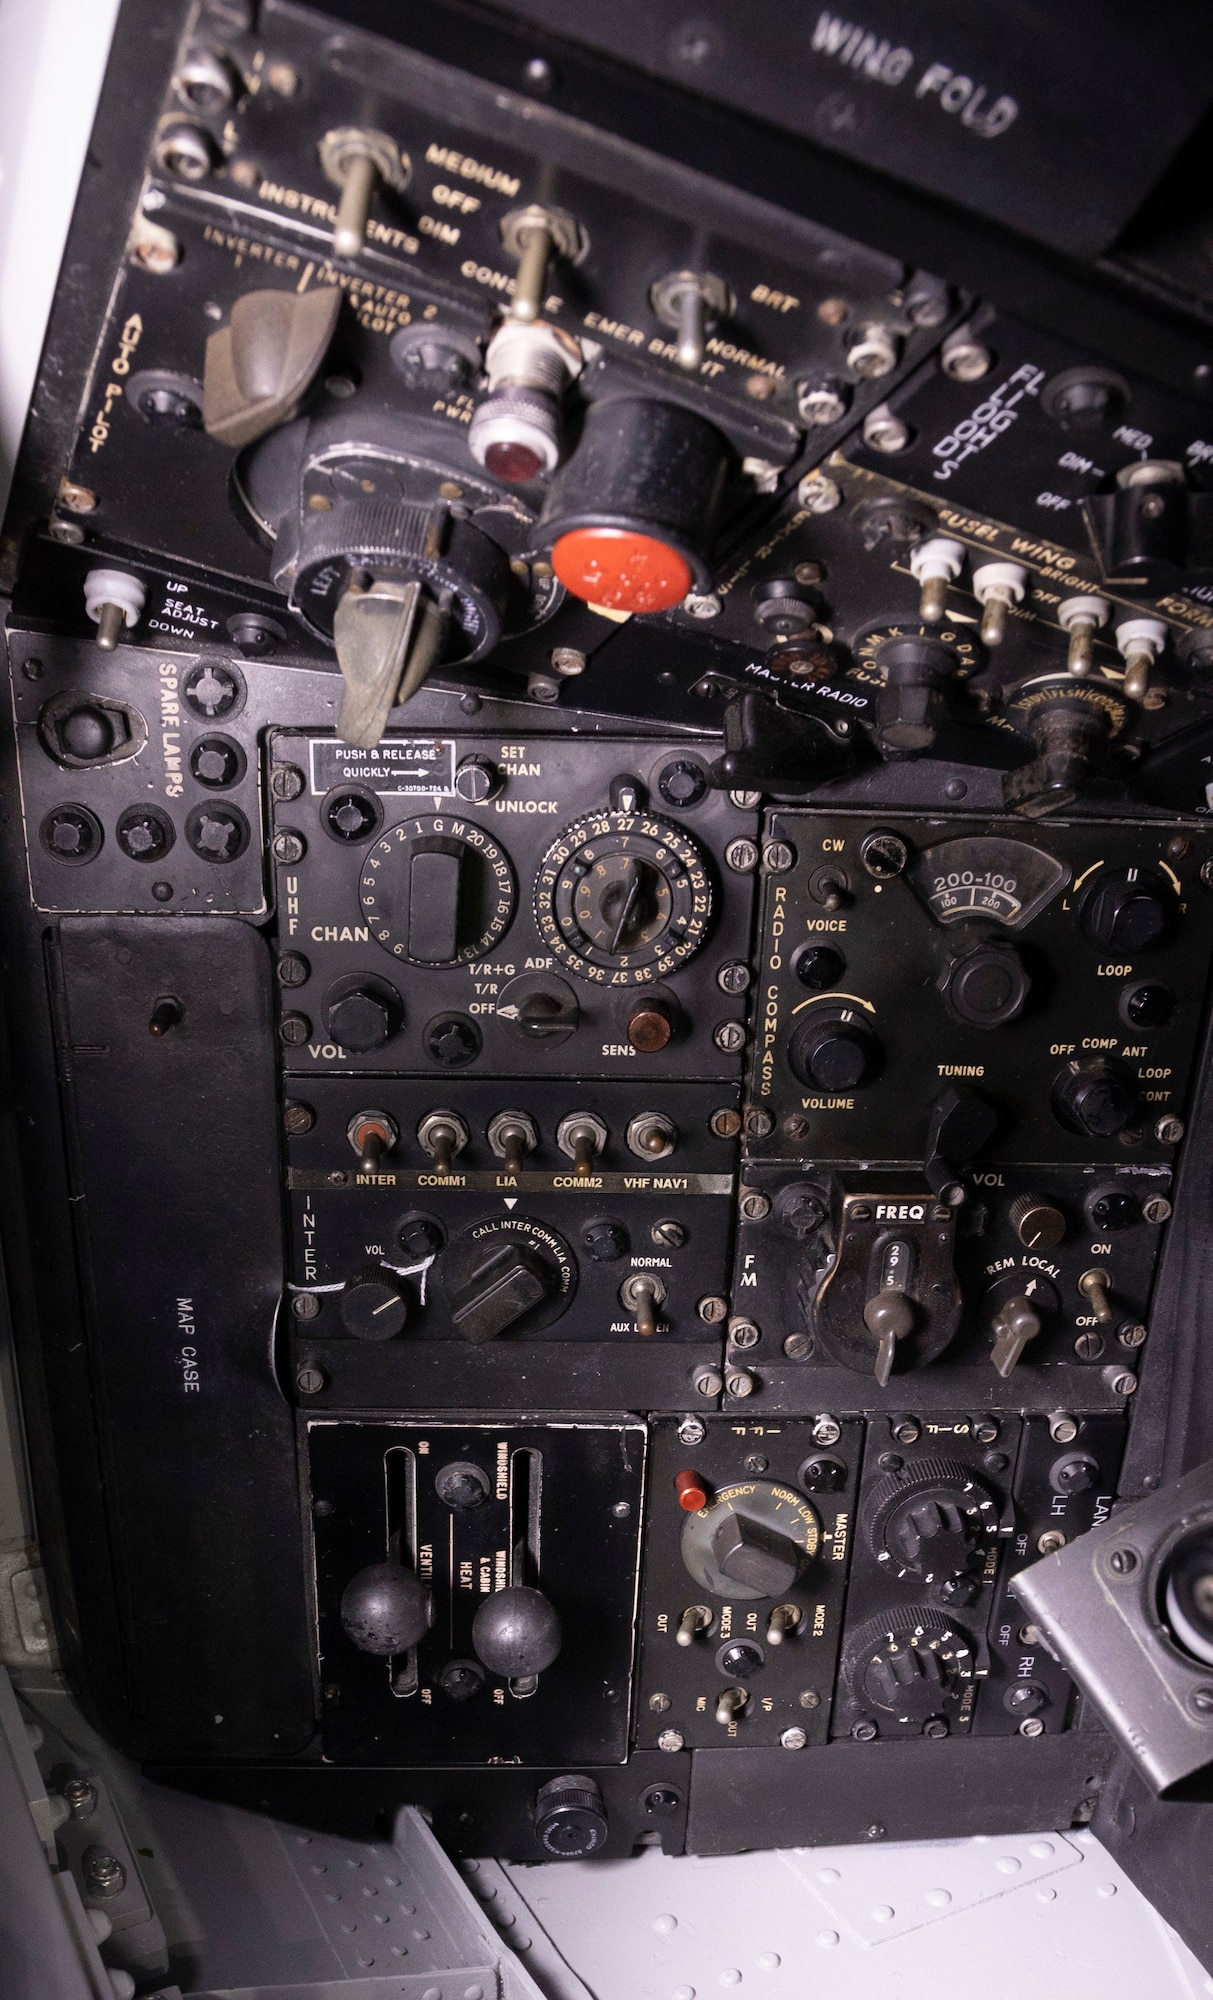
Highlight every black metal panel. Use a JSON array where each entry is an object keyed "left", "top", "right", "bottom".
[{"left": 52, "top": 915, "right": 313, "bottom": 1756}]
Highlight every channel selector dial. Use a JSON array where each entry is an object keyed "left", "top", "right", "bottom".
[
  {"left": 360, "top": 815, "right": 515, "bottom": 967},
  {"left": 844, "top": 1607, "right": 976, "bottom": 1724},
  {"left": 866, "top": 1458, "right": 1000, "bottom": 1587},
  {"left": 535, "top": 809, "right": 712, "bottom": 984}
]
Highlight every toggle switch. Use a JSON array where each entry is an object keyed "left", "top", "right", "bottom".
[
  {"left": 676, "top": 1603, "right": 713, "bottom": 1646},
  {"left": 863, "top": 1241, "right": 916, "bottom": 1387},
  {"left": 417, "top": 1109, "right": 469, "bottom": 1175},
  {"left": 972, "top": 561, "right": 1028, "bottom": 645},
  {"left": 1058, "top": 594, "right": 1110, "bottom": 677},
  {"left": 766, "top": 1603, "right": 802, "bottom": 1645},
  {"left": 347, "top": 1108, "right": 398, "bottom": 1173},
  {"left": 1078, "top": 1267, "right": 1115, "bottom": 1324},
  {"left": 84, "top": 568, "right": 146, "bottom": 651},
  {"left": 620, "top": 1272, "right": 666, "bottom": 1336},
  {"left": 989, "top": 1294, "right": 1042, "bottom": 1377},
  {"left": 487, "top": 1110, "right": 538, "bottom": 1176},
  {"left": 1116, "top": 616, "right": 1168, "bottom": 703},
  {"left": 649, "top": 268, "right": 733, "bottom": 372},
  {"left": 556, "top": 1111, "right": 607, "bottom": 1179},
  {"left": 908, "top": 536, "right": 965, "bottom": 624},
  {"left": 715, "top": 1685, "right": 749, "bottom": 1725},
  {"left": 499, "top": 202, "right": 584, "bottom": 322},
  {"left": 318, "top": 126, "right": 409, "bottom": 259},
  {"left": 626, "top": 1112, "right": 677, "bottom": 1161}
]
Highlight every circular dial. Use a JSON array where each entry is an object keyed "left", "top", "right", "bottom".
[
  {"left": 680, "top": 1479, "right": 820, "bottom": 1600},
  {"left": 535, "top": 809, "right": 712, "bottom": 984},
  {"left": 788, "top": 1008, "right": 881, "bottom": 1090},
  {"left": 1080, "top": 866, "right": 1175, "bottom": 953},
  {"left": 866, "top": 1458, "right": 999, "bottom": 1586},
  {"left": 845, "top": 1607, "right": 975, "bottom": 1722},
  {"left": 360, "top": 814, "right": 514, "bottom": 968},
  {"left": 850, "top": 621, "right": 980, "bottom": 683}
]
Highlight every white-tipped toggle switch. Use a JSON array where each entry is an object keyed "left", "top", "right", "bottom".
[
  {"left": 1116, "top": 616, "right": 1168, "bottom": 702},
  {"left": 972, "top": 560, "right": 1028, "bottom": 645},
  {"left": 84, "top": 569, "right": 146, "bottom": 651},
  {"left": 1058, "top": 593, "right": 1110, "bottom": 677},
  {"left": 909, "top": 536, "right": 965, "bottom": 623}
]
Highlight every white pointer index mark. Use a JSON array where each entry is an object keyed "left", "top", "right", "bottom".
[{"left": 503, "top": 1198, "right": 518, "bottom": 1209}]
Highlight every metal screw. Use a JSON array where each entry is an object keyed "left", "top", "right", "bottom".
[
  {"left": 684, "top": 592, "right": 722, "bottom": 619},
  {"left": 272, "top": 830, "right": 305, "bottom": 864},
  {"left": 1189, "top": 1688, "right": 1213, "bottom": 1719},
  {"left": 784, "top": 1332, "right": 813, "bottom": 1361},
  {"left": 1142, "top": 1196, "right": 1173, "bottom": 1224},
  {"left": 266, "top": 60, "right": 299, "bottom": 94},
  {"left": 717, "top": 961, "right": 751, "bottom": 994},
  {"left": 649, "top": 1691, "right": 672, "bottom": 1712},
  {"left": 657, "top": 1729, "right": 685, "bottom": 1752},
  {"left": 1108, "top": 1548, "right": 1138, "bottom": 1575},
  {"left": 271, "top": 764, "right": 306, "bottom": 802},
  {"left": 710, "top": 1108, "right": 742, "bottom": 1139},
  {"left": 1018, "top": 1623, "right": 1042, "bottom": 1646},
  {"left": 729, "top": 789, "right": 763, "bottom": 810},
  {"left": 865, "top": 1824, "right": 886, "bottom": 1840},
  {"left": 1074, "top": 1332, "right": 1105, "bottom": 1360},
  {"left": 652, "top": 1219, "right": 687, "bottom": 1248},
  {"left": 677, "top": 1415, "right": 707, "bottom": 1446},
  {"left": 972, "top": 1418, "right": 999, "bottom": 1445},
  {"left": 922, "top": 1717, "right": 949, "bottom": 1739},
  {"left": 780, "top": 1726, "right": 808, "bottom": 1750},
  {"left": 799, "top": 1689, "right": 821, "bottom": 1708},
  {"left": 812, "top": 1414, "right": 842, "bottom": 1445},
  {"left": 745, "top": 1453, "right": 768, "bottom": 1473},
  {"left": 726, "top": 1369, "right": 755, "bottom": 1398},
  {"left": 527, "top": 672, "right": 561, "bottom": 703},
  {"left": 941, "top": 330, "right": 993, "bottom": 381},
  {"left": 891, "top": 1417, "right": 920, "bottom": 1445},
  {"left": 729, "top": 1319, "right": 761, "bottom": 1350},
  {"left": 1049, "top": 1414, "right": 1079, "bottom": 1444},
  {"left": 863, "top": 405, "right": 910, "bottom": 453},
  {"left": 62, "top": 1777, "right": 97, "bottom": 1819},
  {"left": 291, "top": 1293, "right": 320, "bottom": 1320},
  {"left": 1019, "top": 1717, "right": 1045, "bottom": 1738},
  {"left": 58, "top": 480, "right": 98, "bottom": 513},
  {"left": 279, "top": 1014, "right": 311, "bottom": 1046},
  {"left": 852, "top": 1719, "right": 878, "bottom": 1742},
  {"left": 738, "top": 1189, "right": 770, "bottom": 1221},
  {"left": 1202, "top": 858, "right": 1213, "bottom": 889},
  {"left": 612, "top": 1500, "right": 631, "bottom": 1519},
  {"left": 695, "top": 1368, "right": 724, "bottom": 1396},
  {"left": 1037, "top": 1530, "right": 1067, "bottom": 1555},
  {"left": 1105, "top": 1368, "right": 1138, "bottom": 1397},
  {"left": 783, "top": 1114, "right": 811, "bottom": 1140},
  {"left": 797, "top": 473, "right": 843, "bottom": 513},
  {"left": 83, "top": 1850, "right": 125, "bottom": 1898},
  {"left": 725, "top": 838, "right": 760, "bottom": 872},
  {"left": 296, "top": 1364, "right": 326, "bottom": 1395},
  {"left": 1154, "top": 1116, "right": 1185, "bottom": 1145},
  {"left": 763, "top": 841, "right": 795, "bottom": 873},
  {"left": 1119, "top": 1322, "right": 1147, "bottom": 1348},
  {"left": 714, "top": 1021, "right": 745, "bottom": 1054},
  {"left": 277, "top": 953, "right": 310, "bottom": 988},
  {"left": 744, "top": 1108, "right": 775, "bottom": 1139},
  {"left": 550, "top": 647, "right": 586, "bottom": 676},
  {"left": 283, "top": 1101, "right": 315, "bottom": 1137}
]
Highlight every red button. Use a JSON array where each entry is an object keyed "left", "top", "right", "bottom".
[
  {"left": 674, "top": 1468, "right": 708, "bottom": 1512},
  {"left": 552, "top": 527, "right": 693, "bottom": 613}
]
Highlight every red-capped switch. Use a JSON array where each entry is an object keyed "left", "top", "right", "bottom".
[
  {"left": 552, "top": 527, "right": 692, "bottom": 614},
  {"left": 674, "top": 1468, "right": 708, "bottom": 1512}
]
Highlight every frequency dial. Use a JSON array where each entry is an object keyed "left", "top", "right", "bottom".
[
  {"left": 535, "top": 808, "right": 712, "bottom": 984},
  {"left": 359, "top": 814, "right": 515, "bottom": 967}
]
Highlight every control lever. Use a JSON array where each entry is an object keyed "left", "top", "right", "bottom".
[
  {"left": 863, "top": 1247, "right": 917, "bottom": 1387},
  {"left": 925, "top": 1083, "right": 999, "bottom": 1201},
  {"left": 803, "top": 1180, "right": 962, "bottom": 1379},
  {"left": 707, "top": 686, "right": 855, "bottom": 795},
  {"left": 334, "top": 574, "right": 451, "bottom": 749},
  {"left": 990, "top": 1294, "right": 1043, "bottom": 1378}
]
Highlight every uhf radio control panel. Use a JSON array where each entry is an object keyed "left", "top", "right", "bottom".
[{"left": 5, "top": 0, "right": 1213, "bottom": 1869}]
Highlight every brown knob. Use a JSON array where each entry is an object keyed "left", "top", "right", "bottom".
[
  {"left": 628, "top": 1003, "right": 674, "bottom": 1053},
  {"left": 1009, "top": 1193, "right": 1066, "bottom": 1251}
]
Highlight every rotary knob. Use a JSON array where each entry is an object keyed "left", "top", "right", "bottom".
[
  {"left": 534, "top": 1775, "right": 609, "bottom": 1857},
  {"left": 1052, "top": 1057, "right": 1137, "bottom": 1137},
  {"left": 359, "top": 816, "right": 515, "bottom": 968},
  {"left": 711, "top": 1509, "right": 802, "bottom": 1598},
  {"left": 787, "top": 1009, "right": 881, "bottom": 1091},
  {"left": 846, "top": 1607, "right": 976, "bottom": 1723},
  {"left": 340, "top": 1267, "right": 409, "bottom": 1341},
  {"left": 939, "top": 941, "right": 1029, "bottom": 1028},
  {"left": 1080, "top": 867, "right": 1173, "bottom": 953},
  {"left": 866, "top": 1457, "right": 999, "bottom": 1586}
]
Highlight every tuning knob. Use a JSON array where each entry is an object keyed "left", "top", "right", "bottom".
[
  {"left": 1081, "top": 867, "right": 1173, "bottom": 953},
  {"left": 787, "top": 1010, "right": 881, "bottom": 1091},
  {"left": 340, "top": 1267, "right": 409, "bottom": 1341},
  {"left": 711, "top": 1509, "right": 802, "bottom": 1598},
  {"left": 938, "top": 941, "right": 1030, "bottom": 1028},
  {"left": 1052, "top": 1057, "right": 1137, "bottom": 1137},
  {"left": 846, "top": 1608, "right": 975, "bottom": 1723},
  {"left": 472, "top": 1585, "right": 561, "bottom": 1676},
  {"left": 340, "top": 1562, "right": 430, "bottom": 1654}
]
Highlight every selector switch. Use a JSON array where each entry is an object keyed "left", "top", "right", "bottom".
[
  {"left": 1080, "top": 867, "right": 1173, "bottom": 953},
  {"left": 359, "top": 817, "right": 515, "bottom": 968},
  {"left": 450, "top": 1243, "right": 551, "bottom": 1343},
  {"left": 681, "top": 1480, "right": 820, "bottom": 1600},
  {"left": 866, "top": 1458, "right": 1000, "bottom": 1588},
  {"left": 1052, "top": 1057, "right": 1137, "bottom": 1137},
  {"left": 711, "top": 1510, "right": 803, "bottom": 1598},
  {"left": 787, "top": 1010, "right": 881, "bottom": 1091}
]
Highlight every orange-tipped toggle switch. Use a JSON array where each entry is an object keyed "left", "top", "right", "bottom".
[
  {"left": 675, "top": 1468, "right": 708, "bottom": 1512},
  {"left": 552, "top": 527, "right": 692, "bottom": 614}
]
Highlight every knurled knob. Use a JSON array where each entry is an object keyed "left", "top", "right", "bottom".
[{"left": 1008, "top": 1192, "right": 1066, "bottom": 1251}]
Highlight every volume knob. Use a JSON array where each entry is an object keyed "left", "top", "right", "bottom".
[{"left": 788, "top": 1010, "right": 881, "bottom": 1091}]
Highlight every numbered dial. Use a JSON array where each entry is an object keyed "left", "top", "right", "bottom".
[
  {"left": 535, "top": 810, "right": 712, "bottom": 984},
  {"left": 360, "top": 815, "right": 515, "bottom": 968},
  {"left": 680, "top": 1479, "right": 820, "bottom": 1600},
  {"left": 866, "top": 1458, "right": 1000, "bottom": 1586},
  {"left": 845, "top": 1607, "right": 976, "bottom": 1722},
  {"left": 850, "top": 620, "right": 980, "bottom": 684}
]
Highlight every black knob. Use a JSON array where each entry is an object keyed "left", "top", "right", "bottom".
[
  {"left": 846, "top": 1608, "right": 973, "bottom": 1722},
  {"left": 340, "top": 1562, "right": 430, "bottom": 1654},
  {"left": 1050, "top": 1452, "right": 1100, "bottom": 1495},
  {"left": 323, "top": 975, "right": 402, "bottom": 1053},
  {"left": 497, "top": 973, "right": 580, "bottom": 1045},
  {"left": 939, "top": 941, "right": 1029, "bottom": 1028},
  {"left": 788, "top": 1011, "right": 880, "bottom": 1091},
  {"left": 1052, "top": 1057, "right": 1137, "bottom": 1137},
  {"left": 1081, "top": 867, "right": 1173, "bottom": 953},
  {"left": 867, "top": 1458, "right": 997, "bottom": 1586},
  {"left": 449, "top": 1241, "right": 554, "bottom": 1344},
  {"left": 397, "top": 1214, "right": 444, "bottom": 1260},
  {"left": 718, "top": 1640, "right": 764, "bottom": 1678},
  {"left": 794, "top": 945, "right": 845, "bottom": 991},
  {"left": 710, "top": 1510, "right": 801, "bottom": 1597},
  {"left": 657, "top": 759, "right": 708, "bottom": 807},
  {"left": 872, "top": 636, "right": 954, "bottom": 758},
  {"left": 340, "top": 1268, "right": 408, "bottom": 1341},
  {"left": 534, "top": 1775, "right": 609, "bottom": 1858},
  {"left": 472, "top": 1585, "right": 562, "bottom": 1676},
  {"left": 888, "top": 1498, "right": 983, "bottom": 1580},
  {"left": 582, "top": 1219, "right": 629, "bottom": 1263}
]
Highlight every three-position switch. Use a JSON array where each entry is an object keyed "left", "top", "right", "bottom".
[
  {"left": 318, "top": 126, "right": 409, "bottom": 259},
  {"left": 1058, "top": 594, "right": 1109, "bottom": 677},
  {"left": 84, "top": 569, "right": 146, "bottom": 651},
  {"left": 649, "top": 268, "right": 733, "bottom": 372},
  {"left": 556, "top": 1111, "right": 608, "bottom": 1178}
]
